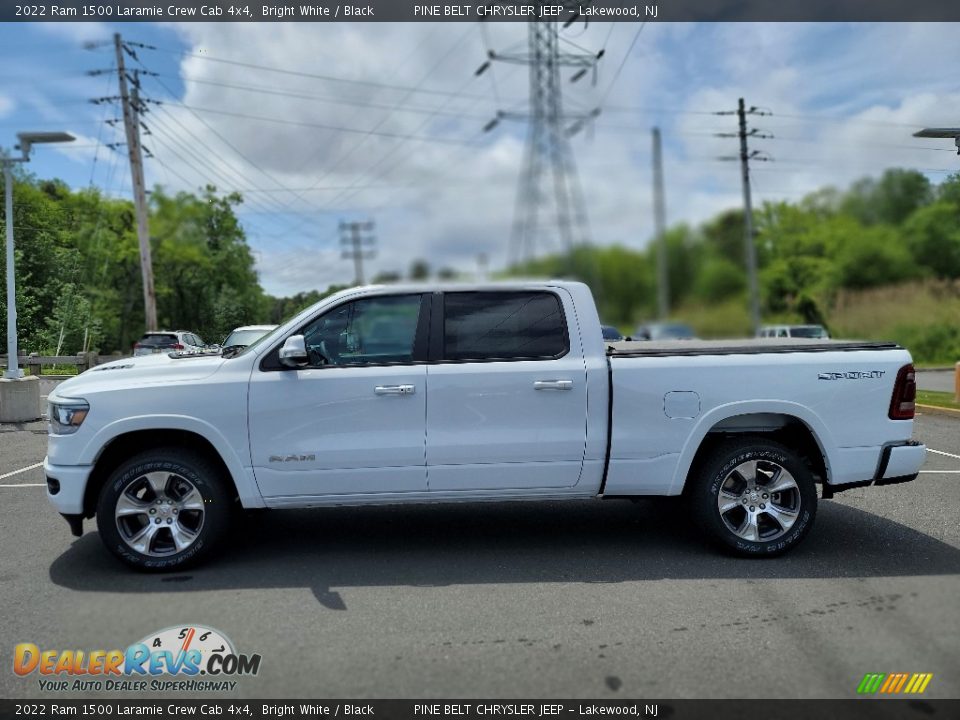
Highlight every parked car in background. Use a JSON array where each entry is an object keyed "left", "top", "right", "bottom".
[
  {"left": 758, "top": 324, "right": 830, "bottom": 340},
  {"left": 601, "top": 324, "right": 624, "bottom": 342},
  {"left": 132, "top": 331, "right": 209, "bottom": 356},
  {"left": 221, "top": 325, "right": 279, "bottom": 355},
  {"left": 634, "top": 322, "right": 696, "bottom": 341}
]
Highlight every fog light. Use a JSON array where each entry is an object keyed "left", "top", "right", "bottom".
[{"left": 47, "top": 476, "right": 61, "bottom": 495}]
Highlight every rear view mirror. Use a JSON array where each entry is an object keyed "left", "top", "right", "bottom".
[{"left": 279, "top": 335, "right": 308, "bottom": 367}]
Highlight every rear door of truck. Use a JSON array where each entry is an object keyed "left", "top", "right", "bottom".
[{"left": 425, "top": 288, "right": 589, "bottom": 491}]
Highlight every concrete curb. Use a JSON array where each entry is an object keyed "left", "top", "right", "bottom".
[{"left": 916, "top": 403, "right": 960, "bottom": 419}]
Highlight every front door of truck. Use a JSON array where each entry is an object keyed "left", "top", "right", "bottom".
[{"left": 249, "top": 293, "right": 430, "bottom": 499}]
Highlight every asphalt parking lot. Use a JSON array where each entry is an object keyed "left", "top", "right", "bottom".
[{"left": 0, "top": 413, "right": 957, "bottom": 700}]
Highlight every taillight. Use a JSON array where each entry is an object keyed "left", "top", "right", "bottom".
[
  {"left": 889, "top": 363, "right": 916, "bottom": 420},
  {"left": 172, "top": 343, "right": 184, "bottom": 350}
]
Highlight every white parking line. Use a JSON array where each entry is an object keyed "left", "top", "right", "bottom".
[
  {"left": 0, "top": 462, "right": 43, "bottom": 481},
  {"left": 928, "top": 448, "right": 960, "bottom": 461},
  {"left": 919, "top": 470, "right": 960, "bottom": 474},
  {"left": 0, "top": 483, "right": 45, "bottom": 488}
]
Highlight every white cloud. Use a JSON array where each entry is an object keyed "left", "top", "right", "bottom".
[
  {"left": 31, "top": 21, "right": 111, "bottom": 45},
  {"left": 0, "top": 94, "right": 14, "bottom": 118}
]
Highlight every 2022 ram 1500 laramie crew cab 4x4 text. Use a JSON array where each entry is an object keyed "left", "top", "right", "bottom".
[{"left": 44, "top": 281, "right": 926, "bottom": 570}]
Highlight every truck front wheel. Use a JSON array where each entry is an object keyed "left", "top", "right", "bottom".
[
  {"left": 96, "top": 448, "right": 234, "bottom": 571},
  {"left": 690, "top": 438, "right": 817, "bottom": 557}
]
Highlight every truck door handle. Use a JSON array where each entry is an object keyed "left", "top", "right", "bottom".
[
  {"left": 374, "top": 384, "right": 415, "bottom": 395},
  {"left": 533, "top": 379, "right": 573, "bottom": 391}
]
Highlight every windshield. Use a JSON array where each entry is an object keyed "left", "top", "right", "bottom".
[
  {"left": 137, "top": 333, "right": 178, "bottom": 346},
  {"left": 223, "top": 328, "right": 274, "bottom": 348},
  {"left": 228, "top": 325, "right": 286, "bottom": 359},
  {"left": 791, "top": 326, "right": 828, "bottom": 338}
]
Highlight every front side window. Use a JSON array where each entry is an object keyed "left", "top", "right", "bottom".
[
  {"left": 443, "top": 291, "right": 567, "bottom": 361},
  {"left": 300, "top": 294, "right": 422, "bottom": 367}
]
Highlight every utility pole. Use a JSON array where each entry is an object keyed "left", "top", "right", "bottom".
[
  {"left": 651, "top": 127, "right": 668, "bottom": 319},
  {"left": 340, "top": 220, "right": 376, "bottom": 286},
  {"left": 737, "top": 98, "right": 760, "bottom": 335},
  {"left": 114, "top": 32, "right": 157, "bottom": 331},
  {"left": 479, "top": 8, "right": 602, "bottom": 267},
  {"left": 716, "top": 99, "right": 772, "bottom": 335}
]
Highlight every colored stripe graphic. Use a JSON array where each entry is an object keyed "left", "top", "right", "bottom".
[
  {"left": 857, "top": 673, "right": 933, "bottom": 694},
  {"left": 858, "top": 674, "right": 885, "bottom": 694},
  {"left": 914, "top": 674, "right": 933, "bottom": 694}
]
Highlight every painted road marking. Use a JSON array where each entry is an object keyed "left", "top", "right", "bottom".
[
  {"left": 919, "top": 470, "right": 960, "bottom": 474},
  {"left": 0, "top": 483, "right": 45, "bottom": 488},
  {"left": 0, "top": 462, "right": 43, "bottom": 481},
  {"left": 928, "top": 448, "right": 960, "bottom": 461}
]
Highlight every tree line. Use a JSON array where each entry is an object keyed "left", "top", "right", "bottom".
[{"left": 2, "top": 167, "right": 958, "bottom": 362}]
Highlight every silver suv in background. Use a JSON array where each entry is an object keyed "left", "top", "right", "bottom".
[
  {"left": 221, "top": 325, "right": 278, "bottom": 355},
  {"left": 758, "top": 324, "right": 830, "bottom": 339},
  {"left": 132, "top": 331, "right": 209, "bottom": 356}
]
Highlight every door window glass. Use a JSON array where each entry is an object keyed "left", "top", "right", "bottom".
[
  {"left": 443, "top": 292, "right": 567, "bottom": 361},
  {"left": 301, "top": 295, "right": 422, "bottom": 366}
]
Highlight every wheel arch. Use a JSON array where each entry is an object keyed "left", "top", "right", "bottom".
[
  {"left": 82, "top": 426, "right": 257, "bottom": 518},
  {"left": 671, "top": 403, "right": 832, "bottom": 496}
]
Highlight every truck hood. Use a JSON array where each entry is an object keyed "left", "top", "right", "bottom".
[{"left": 50, "top": 352, "right": 227, "bottom": 400}]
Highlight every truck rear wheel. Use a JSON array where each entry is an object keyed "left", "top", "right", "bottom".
[
  {"left": 96, "top": 448, "right": 234, "bottom": 571},
  {"left": 689, "top": 437, "right": 817, "bottom": 557}
]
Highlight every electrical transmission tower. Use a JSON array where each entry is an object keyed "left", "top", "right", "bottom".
[
  {"left": 340, "top": 220, "right": 376, "bottom": 286},
  {"left": 480, "top": 9, "right": 603, "bottom": 267},
  {"left": 716, "top": 98, "right": 773, "bottom": 335}
]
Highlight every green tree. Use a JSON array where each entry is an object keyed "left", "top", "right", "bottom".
[{"left": 903, "top": 202, "right": 960, "bottom": 279}]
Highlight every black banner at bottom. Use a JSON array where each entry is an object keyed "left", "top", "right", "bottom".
[{"left": 1, "top": 699, "right": 956, "bottom": 720}]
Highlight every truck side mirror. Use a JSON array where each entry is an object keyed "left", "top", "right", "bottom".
[{"left": 279, "top": 335, "right": 308, "bottom": 367}]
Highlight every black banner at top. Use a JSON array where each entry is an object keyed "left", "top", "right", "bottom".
[
  {"left": 3, "top": 0, "right": 960, "bottom": 23},
  {"left": 1, "top": 699, "right": 958, "bottom": 720}
]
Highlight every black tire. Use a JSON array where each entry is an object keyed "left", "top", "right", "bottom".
[
  {"left": 96, "top": 447, "right": 235, "bottom": 571},
  {"left": 689, "top": 437, "right": 817, "bottom": 557}
]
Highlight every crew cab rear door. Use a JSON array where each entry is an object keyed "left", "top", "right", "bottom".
[{"left": 425, "top": 289, "right": 588, "bottom": 491}]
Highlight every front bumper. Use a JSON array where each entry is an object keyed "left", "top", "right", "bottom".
[{"left": 43, "top": 457, "right": 92, "bottom": 515}]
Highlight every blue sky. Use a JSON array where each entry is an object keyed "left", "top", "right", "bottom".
[{"left": 2, "top": 21, "right": 958, "bottom": 295}]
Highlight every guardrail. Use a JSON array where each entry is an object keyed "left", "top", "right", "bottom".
[{"left": 0, "top": 352, "right": 128, "bottom": 376}]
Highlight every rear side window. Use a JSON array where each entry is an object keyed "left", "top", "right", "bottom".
[
  {"left": 443, "top": 291, "right": 567, "bottom": 361},
  {"left": 138, "top": 334, "right": 178, "bottom": 346}
]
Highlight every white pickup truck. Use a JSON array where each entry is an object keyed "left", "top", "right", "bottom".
[{"left": 45, "top": 281, "right": 926, "bottom": 570}]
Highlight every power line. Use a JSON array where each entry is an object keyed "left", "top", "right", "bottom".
[
  {"left": 144, "top": 44, "right": 494, "bottom": 101},
  {"left": 257, "top": 25, "right": 486, "bottom": 239},
  {"left": 153, "top": 100, "right": 480, "bottom": 146},
  {"left": 152, "top": 72, "right": 495, "bottom": 121},
  {"left": 599, "top": 22, "right": 647, "bottom": 106}
]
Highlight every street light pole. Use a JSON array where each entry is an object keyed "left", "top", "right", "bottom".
[
  {"left": 2, "top": 151, "right": 25, "bottom": 379},
  {"left": 2, "top": 132, "right": 74, "bottom": 379}
]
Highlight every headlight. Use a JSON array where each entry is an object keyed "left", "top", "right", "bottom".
[{"left": 48, "top": 400, "right": 89, "bottom": 435}]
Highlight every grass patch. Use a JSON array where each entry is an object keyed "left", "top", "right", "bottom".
[
  {"left": 40, "top": 364, "right": 79, "bottom": 376},
  {"left": 916, "top": 389, "right": 960, "bottom": 411}
]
